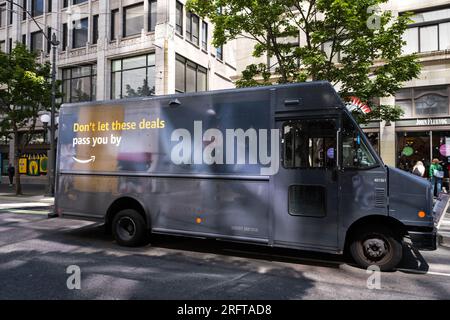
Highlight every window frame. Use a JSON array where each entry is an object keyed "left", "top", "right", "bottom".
[
  {"left": 110, "top": 53, "right": 156, "bottom": 99},
  {"left": 281, "top": 118, "right": 339, "bottom": 170},
  {"left": 92, "top": 14, "right": 99, "bottom": 44},
  {"left": 30, "top": 30, "right": 43, "bottom": 53},
  {"left": 395, "top": 85, "right": 450, "bottom": 118},
  {"left": 72, "top": 17, "right": 89, "bottom": 49},
  {"left": 31, "top": 0, "right": 44, "bottom": 18},
  {"left": 185, "top": 11, "right": 199, "bottom": 45},
  {"left": 341, "top": 113, "right": 380, "bottom": 171},
  {"left": 175, "top": 54, "right": 208, "bottom": 93},
  {"left": 201, "top": 21, "right": 208, "bottom": 50},
  {"left": 62, "top": 65, "right": 97, "bottom": 103},
  {"left": 175, "top": 1, "right": 183, "bottom": 35},
  {"left": 402, "top": 6, "right": 450, "bottom": 53},
  {"left": 123, "top": 2, "right": 145, "bottom": 38},
  {"left": 148, "top": 0, "right": 157, "bottom": 32},
  {"left": 111, "top": 9, "right": 119, "bottom": 40}
]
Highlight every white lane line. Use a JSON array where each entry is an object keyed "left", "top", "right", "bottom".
[{"left": 397, "top": 269, "right": 450, "bottom": 277}]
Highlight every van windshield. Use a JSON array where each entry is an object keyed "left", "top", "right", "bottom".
[{"left": 342, "top": 115, "right": 377, "bottom": 169}]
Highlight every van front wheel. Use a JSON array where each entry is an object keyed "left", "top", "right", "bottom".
[
  {"left": 112, "top": 209, "right": 149, "bottom": 247},
  {"left": 349, "top": 226, "right": 403, "bottom": 271}
]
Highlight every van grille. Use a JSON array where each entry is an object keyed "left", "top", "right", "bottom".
[{"left": 375, "top": 188, "right": 386, "bottom": 208}]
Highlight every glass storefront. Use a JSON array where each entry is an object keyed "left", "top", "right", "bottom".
[
  {"left": 397, "top": 131, "right": 430, "bottom": 172},
  {"left": 397, "top": 130, "right": 450, "bottom": 185}
]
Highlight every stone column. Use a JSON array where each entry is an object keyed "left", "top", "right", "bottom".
[{"left": 379, "top": 96, "right": 397, "bottom": 167}]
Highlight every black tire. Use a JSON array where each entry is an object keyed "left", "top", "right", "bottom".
[
  {"left": 349, "top": 225, "right": 403, "bottom": 271},
  {"left": 112, "top": 209, "right": 149, "bottom": 247}
]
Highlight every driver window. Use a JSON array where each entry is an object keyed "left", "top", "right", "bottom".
[{"left": 342, "top": 115, "right": 377, "bottom": 168}]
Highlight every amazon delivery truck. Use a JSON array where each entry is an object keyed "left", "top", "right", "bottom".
[{"left": 55, "top": 81, "right": 437, "bottom": 270}]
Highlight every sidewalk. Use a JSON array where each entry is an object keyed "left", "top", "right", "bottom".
[
  {"left": 0, "top": 183, "right": 54, "bottom": 210},
  {"left": 438, "top": 211, "right": 450, "bottom": 247}
]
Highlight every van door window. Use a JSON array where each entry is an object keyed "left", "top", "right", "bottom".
[
  {"left": 342, "top": 115, "right": 377, "bottom": 169},
  {"left": 283, "top": 119, "right": 337, "bottom": 169}
]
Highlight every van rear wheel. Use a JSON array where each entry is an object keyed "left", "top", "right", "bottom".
[
  {"left": 112, "top": 209, "right": 149, "bottom": 247},
  {"left": 349, "top": 225, "right": 403, "bottom": 271}
]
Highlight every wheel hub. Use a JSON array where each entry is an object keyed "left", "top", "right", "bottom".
[
  {"left": 117, "top": 217, "right": 136, "bottom": 239},
  {"left": 363, "top": 238, "right": 387, "bottom": 260}
]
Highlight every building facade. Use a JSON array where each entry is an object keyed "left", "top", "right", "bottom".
[
  {"left": 234, "top": 0, "right": 450, "bottom": 181},
  {"left": 0, "top": 0, "right": 237, "bottom": 178}
]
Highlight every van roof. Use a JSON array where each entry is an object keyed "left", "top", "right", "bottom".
[{"left": 61, "top": 81, "right": 343, "bottom": 110}]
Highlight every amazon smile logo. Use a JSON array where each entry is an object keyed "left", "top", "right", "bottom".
[{"left": 72, "top": 156, "right": 96, "bottom": 164}]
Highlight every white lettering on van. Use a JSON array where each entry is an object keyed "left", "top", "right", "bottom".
[{"left": 170, "top": 121, "right": 280, "bottom": 175}]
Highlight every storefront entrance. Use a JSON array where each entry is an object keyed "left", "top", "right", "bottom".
[{"left": 397, "top": 129, "right": 450, "bottom": 190}]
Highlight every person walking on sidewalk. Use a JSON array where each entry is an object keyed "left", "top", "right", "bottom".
[
  {"left": 7, "top": 163, "right": 15, "bottom": 187},
  {"left": 430, "top": 158, "right": 444, "bottom": 197}
]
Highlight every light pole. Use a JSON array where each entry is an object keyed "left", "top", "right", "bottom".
[{"left": 46, "top": 33, "right": 60, "bottom": 198}]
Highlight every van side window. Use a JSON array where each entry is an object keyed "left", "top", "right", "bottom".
[
  {"left": 342, "top": 115, "right": 377, "bottom": 169},
  {"left": 283, "top": 119, "right": 336, "bottom": 169}
]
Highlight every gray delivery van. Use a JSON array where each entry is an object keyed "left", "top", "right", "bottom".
[{"left": 55, "top": 81, "right": 437, "bottom": 271}]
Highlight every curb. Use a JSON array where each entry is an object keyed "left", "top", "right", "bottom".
[{"left": 438, "top": 231, "right": 450, "bottom": 247}]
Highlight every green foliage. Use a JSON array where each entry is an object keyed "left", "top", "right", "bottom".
[
  {"left": 0, "top": 43, "right": 58, "bottom": 194},
  {"left": 187, "top": 0, "right": 421, "bottom": 123},
  {"left": 0, "top": 44, "right": 54, "bottom": 132}
]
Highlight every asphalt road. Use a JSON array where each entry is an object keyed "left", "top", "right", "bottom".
[{"left": 0, "top": 208, "right": 450, "bottom": 299}]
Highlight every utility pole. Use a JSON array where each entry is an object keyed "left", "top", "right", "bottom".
[{"left": 47, "top": 33, "right": 60, "bottom": 198}]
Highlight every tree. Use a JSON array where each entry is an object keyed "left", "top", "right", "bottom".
[
  {"left": 187, "top": 0, "right": 421, "bottom": 123},
  {"left": 0, "top": 44, "right": 54, "bottom": 195}
]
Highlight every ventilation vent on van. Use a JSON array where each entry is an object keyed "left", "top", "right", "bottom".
[{"left": 375, "top": 188, "right": 386, "bottom": 208}]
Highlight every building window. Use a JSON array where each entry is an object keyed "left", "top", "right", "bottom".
[
  {"left": 186, "top": 11, "right": 199, "bottom": 45},
  {"left": 31, "top": 0, "right": 44, "bottom": 17},
  {"left": 216, "top": 45, "right": 223, "bottom": 60},
  {"left": 0, "top": 3, "right": 6, "bottom": 28},
  {"left": 175, "top": 1, "right": 183, "bottom": 35},
  {"left": 8, "top": 1, "right": 12, "bottom": 24},
  {"left": 22, "top": 34, "right": 26, "bottom": 45},
  {"left": 8, "top": 38, "right": 12, "bottom": 54},
  {"left": 62, "top": 65, "right": 97, "bottom": 103},
  {"left": 30, "top": 31, "right": 43, "bottom": 53},
  {"left": 402, "top": 7, "right": 450, "bottom": 54},
  {"left": 72, "top": 0, "right": 87, "bottom": 4},
  {"left": 175, "top": 54, "right": 207, "bottom": 93},
  {"left": 123, "top": 3, "right": 144, "bottom": 37},
  {"left": 92, "top": 14, "right": 99, "bottom": 44},
  {"left": 0, "top": 41, "right": 5, "bottom": 53},
  {"left": 22, "top": 0, "right": 27, "bottom": 20},
  {"left": 47, "top": 0, "right": 52, "bottom": 13},
  {"left": 63, "top": 0, "right": 68, "bottom": 8},
  {"left": 111, "top": 54, "right": 156, "bottom": 99},
  {"left": 72, "top": 18, "right": 88, "bottom": 49},
  {"left": 201, "top": 21, "right": 208, "bottom": 50},
  {"left": 395, "top": 86, "right": 450, "bottom": 118},
  {"left": 62, "top": 23, "right": 68, "bottom": 50},
  {"left": 111, "top": 9, "right": 119, "bottom": 40},
  {"left": 148, "top": 0, "right": 157, "bottom": 32}
]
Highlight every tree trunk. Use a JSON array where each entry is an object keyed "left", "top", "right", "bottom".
[{"left": 14, "top": 130, "right": 22, "bottom": 195}]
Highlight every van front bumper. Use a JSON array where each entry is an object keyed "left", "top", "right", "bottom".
[{"left": 408, "top": 229, "right": 437, "bottom": 251}]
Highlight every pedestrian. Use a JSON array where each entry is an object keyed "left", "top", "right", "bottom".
[
  {"left": 430, "top": 158, "right": 444, "bottom": 197},
  {"left": 7, "top": 163, "right": 14, "bottom": 187},
  {"left": 412, "top": 161, "right": 425, "bottom": 177}
]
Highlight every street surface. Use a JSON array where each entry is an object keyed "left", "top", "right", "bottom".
[{"left": 0, "top": 186, "right": 449, "bottom": 300}]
